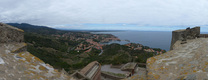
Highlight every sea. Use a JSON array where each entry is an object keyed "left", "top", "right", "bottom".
[
  {"left": 93, "top": 31, "right": 208, "bottom": 51},
  {"left": 93, "top": 31, "right": 172, "bottom": 51}
]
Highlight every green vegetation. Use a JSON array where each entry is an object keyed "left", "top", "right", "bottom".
[
  {"left": 25, "top": 33, "right": 70, "bottom": 52},
  {"left": 101, "top": 44, "right": 130, "bottom": 65},
  {"left": 27, "top": 45, "right": 71, "bottom": 71}
]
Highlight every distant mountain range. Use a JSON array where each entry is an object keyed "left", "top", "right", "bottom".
[
  {"left": 7, "top": 23, "right": 125, "bottom": 33},
  {"left": 7, "top": 23, "right": 60, "bottom": 34}
]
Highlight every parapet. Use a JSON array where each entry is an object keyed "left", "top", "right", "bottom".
[
  {"left": 0, "top": 23, "right": 24, "bottom": 43},
  {"left": 170, "top": 27, "right": 200, "bottom": 50}
]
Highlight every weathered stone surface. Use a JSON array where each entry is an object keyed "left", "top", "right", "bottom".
[
  {"left": 0, "top": 43, "right": 70, "bottom": 79},
  {"left": 147, "top": 38, "right": 208, "bottom": 80},
  {"left": 0, "top": 23, "right": 24, "bottom": 43}
]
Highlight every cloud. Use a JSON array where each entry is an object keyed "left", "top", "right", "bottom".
[{"left": 1, "top": 0, "right": 208, "bottom": 30}]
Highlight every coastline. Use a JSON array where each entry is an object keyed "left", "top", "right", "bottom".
[{"left": 91, "top": 31, "right": 171, "bottom": 51}]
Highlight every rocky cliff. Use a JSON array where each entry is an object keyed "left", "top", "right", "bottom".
[{"left": 0, "top": 23, "right": 70, "bottom": 79}]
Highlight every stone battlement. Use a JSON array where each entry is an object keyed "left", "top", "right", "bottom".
[{"left": 170, "top": 27, "right": 200, "bottom": 50}]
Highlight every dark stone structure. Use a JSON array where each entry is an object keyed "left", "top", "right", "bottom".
[
  {"left": 170, "top": 27, "right": 200, "bottom": 50},
  {"left": 0, "top": 23, "right": 24, "bottom": 43}
]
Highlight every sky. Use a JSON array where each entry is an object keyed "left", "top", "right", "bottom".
[{"left": 1, "top": 0, "right": 208, "bottom": 31}]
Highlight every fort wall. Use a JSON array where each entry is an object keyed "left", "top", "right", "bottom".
[{"left": 170, "top": 27, "right": 200, "bottom": 50}]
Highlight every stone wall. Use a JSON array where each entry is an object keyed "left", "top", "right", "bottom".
[
  {"left": 170, "top": 27, "right": 200, "bottom": 50},
  {"left": 0, "top": 23, "right": 24, "bottom": 43}
]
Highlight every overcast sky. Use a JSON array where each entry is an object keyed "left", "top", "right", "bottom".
[{"left": 1, "top": 0, "right": 208, "bottom": 31}]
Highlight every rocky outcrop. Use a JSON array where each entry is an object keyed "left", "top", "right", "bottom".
[{"left": 0, "top": 23, "right": 70, "bottom": 79}]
